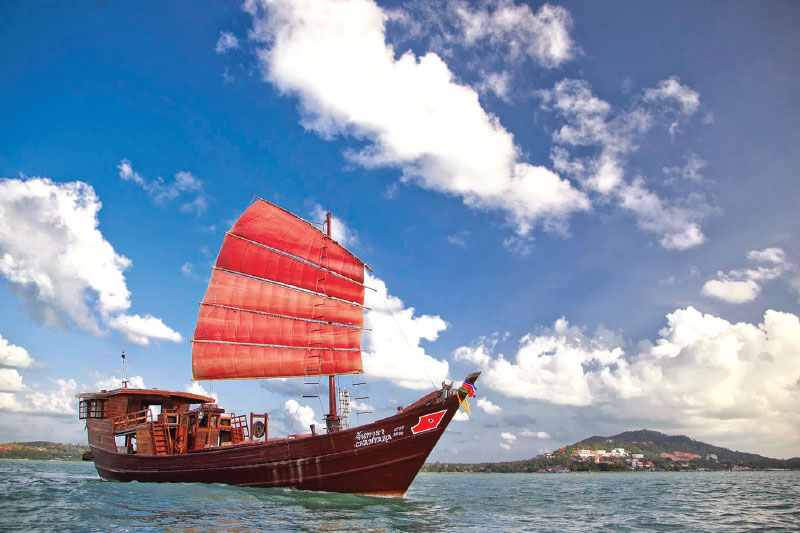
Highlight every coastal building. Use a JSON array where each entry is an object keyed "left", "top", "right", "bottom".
[
  {"left": 575, "top": 449, "right": 595, "bottom": 459},
  {"left": 610, "top": 448, "right": 628, "bottom": 457}
]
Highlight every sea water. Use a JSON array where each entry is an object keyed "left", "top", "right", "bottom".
[{"left": 1, "top": 460, "right": 798, "bottom": 531}]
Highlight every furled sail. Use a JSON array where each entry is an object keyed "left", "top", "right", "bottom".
[{"left": 192, "top": 199, "right": 367, "bottom": 380}]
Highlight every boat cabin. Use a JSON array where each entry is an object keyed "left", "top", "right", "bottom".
[{"left": 76, "top": 388, "right": 267, "bottom": 456}]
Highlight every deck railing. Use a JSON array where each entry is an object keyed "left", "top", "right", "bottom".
[
  {"left": 229, "top": 414, "right": 250, "bottom": 442},
  {"left": 112, "top": 409, "right": 153, "bottom": 434}
]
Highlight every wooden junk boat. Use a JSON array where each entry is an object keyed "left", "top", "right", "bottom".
[{"left": 77, "top": 198, "right": 479, "bottom": 496}]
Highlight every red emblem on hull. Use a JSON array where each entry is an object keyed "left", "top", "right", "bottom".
[{"left": 410, "top": 410, "right": 447, "bottom": 435}]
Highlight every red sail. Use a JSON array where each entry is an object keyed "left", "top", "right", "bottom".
[
  {"left": 194, "top": 305, "right": 361, "bottom": 350},
  {"left": 216, "top": 236, "right": 365, "bottom": 304},
  {"left": 230, "top": 200, "right": 364, "bottom": 284},
  {"left": 192, "top": 200, "right": 366, "bottom": 380},
  {"left": 192, "top": 343, "right": 362, "bottom": 380},
  {"left": 203, "top": 269, "right": 363, "bottom": 328}
]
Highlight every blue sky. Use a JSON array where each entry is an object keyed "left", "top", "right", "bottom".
[{"left": 1, "top": 0, "right": 799, "bottom": 461}]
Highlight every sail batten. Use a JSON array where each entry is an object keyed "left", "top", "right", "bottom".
[{"left": 192, "top": 200, "right": 366, "bottom": 381}]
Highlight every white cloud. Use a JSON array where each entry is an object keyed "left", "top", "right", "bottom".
[
  {"left": 618, "top": 178, "right": 708, "bottom": 250},
  {"left": 446, "top": 230, "right": 470, "bottom": 248},
  {"left": 476, "top": 397, "right": 502, "bottom": 414},
  {"left": 456, "top": 316, "right": 626, "bottom": 406},
  {"left": 223, "top": 66, "right": 235, "bottom": 84},
  {"left": 246, "top": 0, "right": 589, "bottom": 236},
  {"left": 215, "top": 31, "right": 240, "bottom": 54},
  {"left": 791, "top": 274, "right": 800, "bottom": 303},
  {"left": 93, "top": 374, "right": 145, "bottom": 391},
  {"left": 349, "top": 399, "right": 372, "bottom": 412},
  {"left": 502, "top": 234, "right": 535, "bottom": 256},
  {"left": 117, "top": 158, "right": 145, "bottom": 186},
  {"left": 0, "top": 392, "right": 22, "bottom": 412},
  {"left": 117, "top": 160, "right": 209, "bottom": 216},
  {"left": 644, "top": 76, "right": 700, "bottom": 115},
  {"left": 1, "top": 378, "right": 78, "bottom": 416},
  {"left": 181, "top": 262, "right": 195, "bottom": 278},
  {"left": 0, "top": 369, "right": 25, "bottom": 392},
  {"left": 285, "top": 399, "right": 320, "bottom": 432},
  {"left": 474, "top": 71, "right": 512, "bottom": 102},
  {"left": 106, "top": 313, "right": 183, "bottom": 346},
  {"left": 386, "top": 1, "right": 575, "bottom": 105},
  {"left": 748, "top": 247, "right": 785, "bottom": 265},
  {"left": 453, "top": 409, "right": 469, "bottom": 421},
  {"left": 185, "top": 381, "right": 219, "bottom": 402},
  {"left": 702, "top": 279, "right": 761, "bottom": 304},
  {"left": 0, "top": 177, "right": 182, "bottom": 345},
  {"left": 521, "top": 429, "right": 551, "bottom": 439},
  {"left": 663, "top": 152, "right": 706, "bottom": 182},
  {"left": 541, "top": 78, "right": 710, "bottom": 249},
  {"left": 456, "top": 307, "right": 800, "bottom": 458},
  {"left": 310, "top": 204, "right": 358, "bottom": 247},
  {"left": 500, "top": 431, "right": 516, "bottom": 441},
  {"left": 499, "top": 442, "right": 511, "bottom": 450},
  {"left": 363, "top": 273, "right": 449, "bottom": 389},
  {"left": 0, "top": 333, "right": 34, "bottom": 368},
  {"left": 703, "top": 247, "right": 795, "bottom": 304},
  {"left": 452, "top": 0, "right": 575, "bottom": 68},
  {"left": 25, "top": 378, "right": 76, "bottom": 415}
]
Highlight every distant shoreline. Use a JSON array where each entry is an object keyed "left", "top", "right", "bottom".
[
  {"left": 421, "top": 468, "right": 797, "bottom": 474},
  {"left": 0, "top": 442, "right": 87, "bottom": 462}
]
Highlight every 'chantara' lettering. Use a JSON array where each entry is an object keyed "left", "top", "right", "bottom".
[{"left": 355, "top": 428, "right": 392, "bottom": 448}]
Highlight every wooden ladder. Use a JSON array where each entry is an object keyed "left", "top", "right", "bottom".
[{"left": 151, "top": 424, "right": 170, "bottom": 455}]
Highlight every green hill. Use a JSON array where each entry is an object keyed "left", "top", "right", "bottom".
[
  {"left": 573, "top": 429, "right": 770, "bottom": 464},
  {"left": 0, "top": 441, "right": 88, "bottom": 461}
]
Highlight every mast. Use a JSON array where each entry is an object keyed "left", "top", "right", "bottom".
[{"left": 325, "top": 210, "right": 340, "bottom": 432}]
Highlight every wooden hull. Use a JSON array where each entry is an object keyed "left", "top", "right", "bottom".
[{"left": 89, "top": 393, "right": 461, "bottom": 496}]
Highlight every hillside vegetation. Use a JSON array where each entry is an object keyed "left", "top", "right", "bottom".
[{"left": 0, "top": 441, "right": 87, "bottom": 461}]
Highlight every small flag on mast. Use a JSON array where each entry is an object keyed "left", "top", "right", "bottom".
[{"left": 121, "top": 350, "right": 126, "bottom": 361}]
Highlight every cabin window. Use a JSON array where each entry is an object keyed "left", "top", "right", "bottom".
[
  {"left": 211, "top": 416, "right": 218, "bottom": 429},
  {"left": 89, "top": 400, "right": 106, "bottom": 418},
  {"left": 79, "top": 399, "right": 107, "bottom": 419}
]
